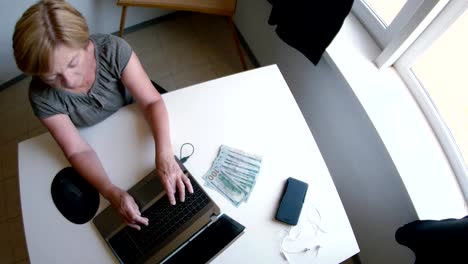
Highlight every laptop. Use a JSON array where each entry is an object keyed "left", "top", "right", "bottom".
[{"left": 93, "top": 157, "right": 242, "bottom": 264}]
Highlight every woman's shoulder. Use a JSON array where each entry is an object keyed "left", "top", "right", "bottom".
[
  {"left": 91, "top": 33, "right": 130, "bottom": 52},
  {"left": 90, "top": 33, "right": 112, "bottom": 43},
  {"left": 91, "top": 34, "right": 132, "bottom": 78},
  {"left": 29, "top": 77, "right": 63, "bottom": 105},
  {"left": 29, "top": 77, "right": 52, "bottom": 98},
  {"left": 28, "top": 77, "right": 67, "bottom": 118}
]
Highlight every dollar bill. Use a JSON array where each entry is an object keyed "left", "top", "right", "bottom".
[
  {"left": 203, "top": 145, "right": 263, "bottom": 206},
  {"left": 221, "top": 163, "right": 258, "bottom": 179},
  {"left": 219, "top": 145, "right": 262, "bottom": 162},
  {"left": 203, "top": 166, "right": 246, "bottom": 207},
  {"left": 222, "top": 169, "right": 254, "bottom": 186},
  {"left": 217, "top": 147, "right": 262, "bottom": 169},
  {"left": 218, "top": 151, "right": 261, "bottom": 167},
  {"left": 221, "top": 166, "right": 256, "bottom": 183},
  {"left": 221, "top": 169, "right": 256, "bottom": 202}
]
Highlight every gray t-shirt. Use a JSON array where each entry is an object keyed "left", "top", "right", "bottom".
[{"left": 29, "top": 34, "right": 134, "bottom": 127}]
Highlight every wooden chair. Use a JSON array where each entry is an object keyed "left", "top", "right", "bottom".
[{"left": 117, "top": 0, "right": 247, "bottom": 70}]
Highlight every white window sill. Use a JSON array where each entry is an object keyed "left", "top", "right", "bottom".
[{"left": 324, "top": 13, "right": 467, "bottom": 220}]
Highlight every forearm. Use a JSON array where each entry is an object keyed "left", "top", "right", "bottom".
[
  {"left": 68, "top": 149, "right": 117, "bottom": 199},
  {"left": 68, "top": 147, "right": 148, "bottom": 229},
  {"left": 144, "top": 98, "right": 173, "bottom": 157}
]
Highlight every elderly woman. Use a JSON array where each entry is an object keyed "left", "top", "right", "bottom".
[{"left": 12, "top": 0, "right": 193, "bottom": 230}]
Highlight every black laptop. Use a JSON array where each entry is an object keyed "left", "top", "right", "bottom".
[{"left": 93, "top": 157, "right": 245, "bottom": 264}]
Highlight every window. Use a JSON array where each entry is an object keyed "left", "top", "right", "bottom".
[
  {"left": 353, "top": 0, "right": 428, "bottom": 48},
  {"left": 353, "top": 0, "right": 468, "bottom": 201},
  {"left": 364, "top": 0, "right": 408, "bottom": 26},
  {"left": 412, "top": 11, "right": 468, "bottom": 164}
]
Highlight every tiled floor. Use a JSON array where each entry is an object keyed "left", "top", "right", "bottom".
[
  {"left": 123, "top": 12, "right": 253, "bottom": 92},
  {"left": 0, "top": 12, "right": 251, "bottom": 264}
]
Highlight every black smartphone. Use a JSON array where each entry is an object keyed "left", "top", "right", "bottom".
[{"left": 275, "top": 177, "right": 308, "bottom": 225}]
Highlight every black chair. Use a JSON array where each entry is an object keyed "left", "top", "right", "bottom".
[{"left": 395, "top": 215, "right": 468, "bottom": 263}]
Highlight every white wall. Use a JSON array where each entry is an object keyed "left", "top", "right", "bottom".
[
  {"left": 234, "top": 1, "right": 417, "bottom": 264},
  {"left": 0, "top": 0, "right": 171, "bottom": 84}
]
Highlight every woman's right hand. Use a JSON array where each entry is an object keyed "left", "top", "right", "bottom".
[{"left": 104, "top": 185, "right": 149, "bottom": 230}]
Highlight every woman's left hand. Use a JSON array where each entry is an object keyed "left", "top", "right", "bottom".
[{"left": 156, "top": 153, "right": 194, "bottom": 205}]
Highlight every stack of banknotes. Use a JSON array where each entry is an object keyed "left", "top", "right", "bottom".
[{"left": 203, "top": 145, "right": 262, "bottom": 207}]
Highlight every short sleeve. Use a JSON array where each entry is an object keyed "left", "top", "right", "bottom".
[
  {"left": 29, "top": 79, "right": 66, "bottom": 119},
  {"left": 107, "top": 35, "right": 133, "bottom": 78}
]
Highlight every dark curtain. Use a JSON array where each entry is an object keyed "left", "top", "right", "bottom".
[{"left": 267, "top": 0, "right": 354, "bottom": 65}]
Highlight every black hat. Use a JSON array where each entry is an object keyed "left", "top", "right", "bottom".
[{"left": 51, "top": 167, "right": 100, "bottom": 224}]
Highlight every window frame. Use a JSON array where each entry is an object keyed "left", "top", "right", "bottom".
[
  {"left": 352, "top": 0, "right": 430, "bottom": 48},
  {"left": 352, "top": 0, "right": 468, "bottom": 202}
]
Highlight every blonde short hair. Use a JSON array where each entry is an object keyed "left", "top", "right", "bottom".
[{"left": 12, "top": 0, "right": 89, "bottom": 75}]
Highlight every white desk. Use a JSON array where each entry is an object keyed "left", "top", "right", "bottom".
[{"left": 19, "top": 65, "right": 359, "bottom": 264}]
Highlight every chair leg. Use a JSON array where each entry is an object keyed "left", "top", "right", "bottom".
[
  {"left": 119, "top": 6, "right": 128, "bottom": 37},
  {"left": 228, "top": 17, "right": 247, "bottom": 71}
]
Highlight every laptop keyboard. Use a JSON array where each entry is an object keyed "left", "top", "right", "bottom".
[{"left": 108, "top": 176, "right": 211, "bottom": 264}]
